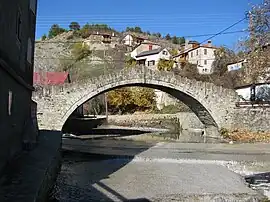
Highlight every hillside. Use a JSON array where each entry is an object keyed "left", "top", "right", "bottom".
[
  {"left": 34, "top": 28, "right": 184, "bottom": 80},
  {"left": 34, "top": 31, "right": 127, "bottom": 80}
]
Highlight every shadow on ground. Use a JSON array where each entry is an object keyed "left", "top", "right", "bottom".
[{"left": 48, "top": 129, "right": 154, "bottom": 202}]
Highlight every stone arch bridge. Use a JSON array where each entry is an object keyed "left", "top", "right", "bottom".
[{"left": 33, "top": 67, "right": 240, "bottom": 137}]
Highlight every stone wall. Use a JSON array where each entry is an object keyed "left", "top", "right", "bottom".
[
  {"left": 232, "top": 108, "right": 270, "bottom": 132},
  {"left": 33, "top": 67, "right": 240, "bottom": 136},
  {"left": 108, "top": 114, "right": 180, "bottom": 134}
]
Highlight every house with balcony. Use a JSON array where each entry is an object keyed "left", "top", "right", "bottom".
[
  {"left": 83, "top": 32, "right": 119, "bottom": 50},
  {"left": 135, "top": 48, "right": 171, "bottom": 70},
  {"left": 173, "top": 40, "right": 217, "bottom": 74},
  {"left": 122, "top": 34, "right": 147, "bottom": 47},
  {"left": 0, "top": 0, "right": 37, "bottom": 175}
]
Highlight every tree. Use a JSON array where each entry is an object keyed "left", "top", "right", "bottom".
[
  {"left": 72, "top": 42, "right": 91, "bottom": 61},
  {"left": 157, "top": 59, "right": 175, "bottom": 71},
  {"left": 107, "top": 88, "right": 135, "bottom": 114},
  {"left": 165, "top": 34, "right": 171, "bottom": 40},
  {"left": 169, "top": 49, "right": 179, "bottom": 56},
  {"left": 41, "top": 34, "right": 47, "bottom": 41},
  {"left": 80, "top": 23, "right": 92, "bottom": 38},
  {"left": 241, "top": 1, "right": 270, "bottom": 83},
  {"left": 125, "top": 55, "right": 137, "bottom": 68},
  {"left": 69, "top": 22, "right": 80, "bottom": 31},
  {"left": 178, "top": 37, "right": 185, "bottom": 45},
  {"left": 134, "top": 26, "right": 143, "bottom": 33},
  {"left": 107, "top": 87, "right": 156, "bottom": 114},
  {"left": 48, "top": 24, "right": 66, "bottom": 38},
  {"left": 172, "top": 36, "right": 178, "bottom": 44},
  {"left": 212, "top": 46, "right": 238, "bottom": 76},
  {"left": 125, "top": 27, "right": 133, "bottom": 32},
  {"left": 132, "top": 88, "right": 156, "bottom": 111},
  {"left": 156, "top": 32, "right": 162, "bottom": 38}
]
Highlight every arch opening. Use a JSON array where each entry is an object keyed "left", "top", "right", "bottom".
[{"left": 62, "top": 82, "right": 219, "bottom": 135}]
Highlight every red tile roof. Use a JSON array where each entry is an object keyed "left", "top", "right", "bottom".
[{"left": 33, "top": 72, "right": 69, "bottom": 85}]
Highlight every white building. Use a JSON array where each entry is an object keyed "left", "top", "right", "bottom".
[
  {"left": 173, "top": 40, "right": 217, "bottom": 74},
  {"left": 227, "top": 60, "right": 247, "bottom": 72},
  {"left": 130, "top": 42, "right": 161, "bottom": 59},
  {"left": 135, "top": 48, "right": 171, "bottom": 69},
  {"left": 122, "top": 34, "right": 146, "bottom": 47}
]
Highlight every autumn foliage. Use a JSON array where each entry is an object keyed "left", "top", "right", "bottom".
[{"left": 107, "top": 87, "right": 156, "bottom": 114}]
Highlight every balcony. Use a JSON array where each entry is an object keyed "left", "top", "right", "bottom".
[{"left": 102, "top": 36, "right": 112, "bottom": 43}]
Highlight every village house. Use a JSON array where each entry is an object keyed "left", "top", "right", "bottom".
[
  {"left": 135, "top": 48, "right": 171, "bottom": 69},
  {"left": 227, "top": 59, "right": 247, "bottom": 72},
  {"left": 0, "top": 0, "right": 37, "bottom": 175},
  {"left": 122, "top": 34, "right": 147, "bottom": 47},
  {"left": 82, "top": 32, "right": 119, "bottom": 50},
  {"left": 173, "top": 40, "right": 217, "bottom": 74},
  {"left": 129, "top": 41, "right": 161, "bottom": 58}
]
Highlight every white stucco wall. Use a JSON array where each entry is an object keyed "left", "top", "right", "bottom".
[
  {"left": 188, "top": 47, "right": 216, "bottom": 74},
  {"left": 123, "top": 35, "right": 134, "bottom": 46},
  {"left": 154, "top": 90, "right": 178, "bottom": 110},
  {"left": 227, "top": 60, "right": 246, "bottom": 72},
  {"left": 236, "top": 84, "right": 270, "bottom": 101},
  {"left": 135, "top": 49, "right": 171, "bottom": 69}
]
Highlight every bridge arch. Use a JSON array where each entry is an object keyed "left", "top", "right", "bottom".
[{"left": 34, "top": 67, "right": 239, "bottom": 136}]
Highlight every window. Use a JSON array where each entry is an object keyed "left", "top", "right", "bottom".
[
  {"left": 191, "top": 52, "right": 193, "bottom": 58},
  {"left": 204, "top": 49, "right": 207, "bottom": 55},
  {"left": 27, "top": 38, "right": 33, "bottom": 64},
  {"left": 30, "top": 0, "right": 37, "bottom": 15},
  {"left": 163, "top": 51, "right": 168, "bottom": 55},
  {"left": 16, "top": 9, "right": 22, "bottom": 43},
  {"left": 148, "top": 60, "right": 155, "bottom": 66},
  {"left": 204, "top": 60, "right": 207, "bottom": 65},
  {"left": 196, "top": 50, "right": 199, "bottom": 56}
]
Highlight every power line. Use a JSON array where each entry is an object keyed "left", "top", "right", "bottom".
[
  {"left": 34, "top": 16, "right": 248, "bottom": 62},
  {"left": 35, "top": 30, "right": 248, "bottom": 44},
  {"left": 199, "top": 17, "right": 247, "bottom": 45},
  {"left": 173, "top": 16, "right": 248, "bottom": 56}
]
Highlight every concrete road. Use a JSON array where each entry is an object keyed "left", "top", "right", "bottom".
[
  {"left": 56, "top": 157, "right": 264, "bottom": 202},
  {"left": 56, "top": 139, "right": 270, "bottom": 201}
]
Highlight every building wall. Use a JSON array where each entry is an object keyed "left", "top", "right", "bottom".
[
  {"left": 154, "top": 90, "right": 178, "bottom": 110},
  {"left": 123, "top": 35, "right": 134, "bottom": 46},
  {"left": 83, "top": 35, "right": 119, "bottom": 50},
  {"left": 187, "top": 47, "right": 216, "bottom": 74},
  {"left": 130, "top": 43, "right": 161, "bottom": 58},
  {"left": 136, "top": 49, "right": 171, "bottom": 69},
  {"left": 0, "top": 0, "right": 37, "bottom": 175},
  {"left": 227, "top": 60, "right": 246, "bottom": 72}
]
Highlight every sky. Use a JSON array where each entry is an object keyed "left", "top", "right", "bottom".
[{"left": 36, "top": 0, "right": 264, "bottom": 49}]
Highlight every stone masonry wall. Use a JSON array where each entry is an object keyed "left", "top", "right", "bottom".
[
  {"left": 232, "top": 108, "right": 270, "bottom": 132},
  {"left": 33, "top": 66, "right": 240, "bottom": 135}
]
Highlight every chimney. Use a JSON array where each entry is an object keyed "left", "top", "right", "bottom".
[{"left": 207, "top": 40, "right": 212, "bottom": 47}]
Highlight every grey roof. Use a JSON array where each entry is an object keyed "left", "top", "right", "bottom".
[{"left": 136, "top": 48, "right": 163, "bottom": 58}]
